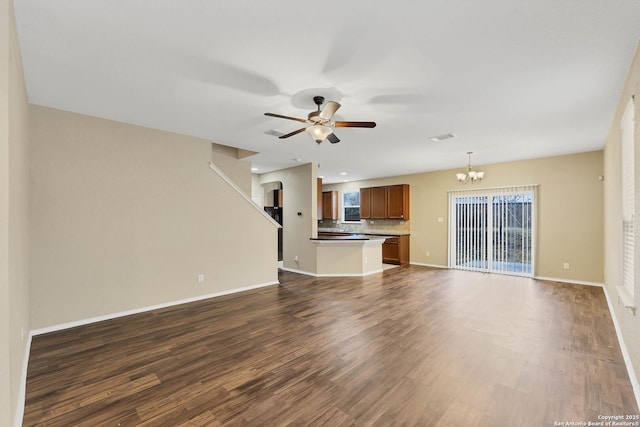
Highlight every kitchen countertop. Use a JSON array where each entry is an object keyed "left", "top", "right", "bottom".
[
  {"left": 310, "top": 234, "right": 372, "bottom": 241},
  {"left": 317, "top": 230, "right": 410, "bottom": 237}
]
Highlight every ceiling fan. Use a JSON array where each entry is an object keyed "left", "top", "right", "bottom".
[{"left": 264, "top": 96, "right": 376, "bottom": 144}]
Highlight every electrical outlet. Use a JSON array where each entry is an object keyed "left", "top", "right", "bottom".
[
  {"left": 294, "top": 255, "right": 299, "bottom": 262},
  {"left": 426, "top": 251, "right": 430, "bottom": 257},
  {"left": 198, "top": 274, "right": 204, "bottom": 283},
  {"left": 437, "top": 217, "right": 444, "bottom": 223},
  {"left": 563, "top": 263, "right": 570, "bottom": 270}
]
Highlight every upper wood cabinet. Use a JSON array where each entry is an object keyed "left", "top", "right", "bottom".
[
  {"left": 360, "top": 184, "right": 410, "bottom": 220},
  {"left": 387, "top": 184, "right": 410, "bottom": 220},
  {"left": 322, "top": 191, "right": 339, "bottom": 220},
  {"left": 370, "top": 187, "right": 387, "bottom": 219},
  {"left": 360, "top": 187, "right": 371, "bottom": 219}
]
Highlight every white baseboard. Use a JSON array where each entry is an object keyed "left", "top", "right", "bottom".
[
  {"left": 601, "top": 284, "right": 640, "bottom": 412},
  {"left": 410, "top": 262, "right": 448, "bottom": 269},
  {"left": 534, "top": 276, "right": 604, "bottom": 287},
  {"left": 317, "top": 269, "right": 384, "bottom": 277},
  {"left": 14, "top": 331, "right": 32, "bottom": 427},
  {"left": 280, "top": 267, "right": 317, "bottom": 276},
  {"left": 280, "top": 267, "right": 383, "bottom": 277},
  {"left": 31, "top": 280, "right": 280, "bottom": 337}
]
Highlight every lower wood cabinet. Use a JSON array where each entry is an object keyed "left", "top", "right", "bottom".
[{"left": 382, "top": 235, "right": 410, "bottom": 265}]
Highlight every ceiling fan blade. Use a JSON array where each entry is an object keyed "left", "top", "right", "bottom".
[
  {"left": 264, "top": 113, "right": 308, "bottom": 123},
  {"left": 278, "top": 127, "right": 307, "bottom": 139},
  {"left": 327, "top": 132, "right": 340, "bottom": 144},
  {"left": 319, "top": 101, "right": 341, "bottom": 120},
  {"left": 334, "top": 121, "right": 377, "bottom": 128}
]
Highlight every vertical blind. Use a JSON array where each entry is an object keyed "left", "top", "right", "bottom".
[
  {"left": 621, "top": 98, "right": 635, "bottom": 299},
  {"left": 448, "top": 185, "right": 537, "bottom": 277}
]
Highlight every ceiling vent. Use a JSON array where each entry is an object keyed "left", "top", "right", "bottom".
[
  {"left": 429, "top": 133, "right": 456, "bottom": 142},
  {"left": 265, "top": 129, "right": 285, "bottom": 137}
]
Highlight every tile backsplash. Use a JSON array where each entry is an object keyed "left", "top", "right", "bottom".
[{"left": 318, "top": 219, "right": 410, "bottom": 235}]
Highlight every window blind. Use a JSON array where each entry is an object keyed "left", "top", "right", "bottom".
[
  {"left": 449, "top": 185, "right": 537, "bottom": 277},
  {"left": 621, "top": 98, "right": 635, "bottom": 299}
]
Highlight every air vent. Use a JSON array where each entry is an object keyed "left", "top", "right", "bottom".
[
  {"left": 265, "top": 129, "right": 285, "bottom": 137},
  {"left": 429, "top": 133, "right": 456, "bottom": 142}
]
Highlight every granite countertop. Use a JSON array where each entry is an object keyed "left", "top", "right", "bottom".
[
  {"left": 362, "top": 232, "right": 410, "bottom": 236},
  {"left": 317, "top": 229, "right": 410, "bottom": 237},
  {"left": 310, "top": 234, "right": 370, "bottom": 241}
]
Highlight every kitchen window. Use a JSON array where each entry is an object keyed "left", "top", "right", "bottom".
[{"left": 343, "top": 191, "right": 361, "bottom": 222}]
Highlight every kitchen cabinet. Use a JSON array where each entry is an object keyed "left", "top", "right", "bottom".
[
  {"left": 317, "top": 178, "right": 323, "bottom": 220},
  {"left": 360, "top": 187, "right": 371, "bottom": 219},
  {"left": 273, "top": 189, "right": 283, "bottom": 208},
  {"left": 322, "top": 191, "right": 339, "bottom": 220},
  {"left": 387, "top": 184, "right": 410, "bottom": 220},
  {"left": 382, "top": 235, "right": 410, "bottom": 265},
  {"left": 370, "top": 187, "right": 387, "bottom": 219},
  {"left": 360, "top": 184, "right": 410, "bottom": 220}
]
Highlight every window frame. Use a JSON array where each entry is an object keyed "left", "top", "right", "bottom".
[{"left": 342, "top": 191, "right": 361, "bottom": 223}]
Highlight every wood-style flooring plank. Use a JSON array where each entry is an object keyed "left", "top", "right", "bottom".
[{"left": 23, "top": 266, "right": 639, "bottom": 426}]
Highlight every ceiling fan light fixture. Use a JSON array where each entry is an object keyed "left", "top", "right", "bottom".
[
  {"left": 307, "top": 125, "right": 332, "bottom": 144},
  {"left": 307, "top": 110, "right": 321, "bottom": 123},
  {"left": 264, "top": 96, "right": 375, "bottom": 145}
]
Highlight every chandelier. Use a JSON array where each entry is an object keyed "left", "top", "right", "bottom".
[{"left": 456, "top": 152, "right": 484, "bottom": 184}]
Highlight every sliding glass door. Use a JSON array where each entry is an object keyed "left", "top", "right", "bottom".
[{"left": 449, "top": 186, "right": 536, "bottom": 277}]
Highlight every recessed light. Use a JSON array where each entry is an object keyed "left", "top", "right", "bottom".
[
  {"left": 251, "top": 167, "right": 258, "bottom": 172},
  {"left": 340, "top": 172, "right": 347, "bottom": 176},
  {"left": 429, "top": 133, "right": 456, "bottom": 142}
]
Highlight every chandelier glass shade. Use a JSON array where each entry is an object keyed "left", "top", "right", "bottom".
[{"left": 457, "top": 152, "right": 484, "bottom": 184}]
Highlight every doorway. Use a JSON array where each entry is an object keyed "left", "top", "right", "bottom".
[
  {"left": 448, "top": 185, "right": 536, "bottom": 277},
  {"left": 262, "top": 181, "right": 283, "bottom": 262}
]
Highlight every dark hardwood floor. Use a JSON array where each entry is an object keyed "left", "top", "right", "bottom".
[{"left": 23, "top": 266, "right": 639, "bottom": 426}]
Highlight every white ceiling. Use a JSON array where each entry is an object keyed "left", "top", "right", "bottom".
[{"left": 13, "top": 1, "right": 640, "bottom": 183}]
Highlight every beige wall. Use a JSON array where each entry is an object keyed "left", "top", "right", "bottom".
[
  {"left": 604, "top": 41, "right": 640, "bottom": 396},
  {"left": 29, "top": 105, "right": 279, "bottom": 329},
  {"left": 257, "top": 163, "right": 318, "bottom": 274},
  {"left": 210, "top": 143, "right": 252, "bottom": 195},
  {"left": 324, "top": 150, "right": 604, "bottom": 283},
  {"left": 1, "top": 0, "right": 31, "bottom": 425}
]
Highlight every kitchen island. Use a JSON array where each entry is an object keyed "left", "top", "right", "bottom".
[{"left": 310, "top": 235, "right": 386, "bottom": 277}]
